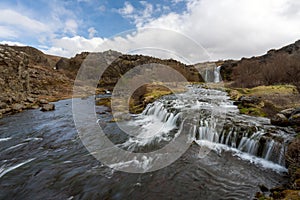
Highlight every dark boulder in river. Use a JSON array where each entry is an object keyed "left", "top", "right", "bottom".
[{"left": 40, "top": 103, "right": 55, "bottom": 112}]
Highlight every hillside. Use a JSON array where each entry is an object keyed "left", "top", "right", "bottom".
[
  {"left": 0, "top": 44, "right": 202, "bottom": 118},
  {"left": 1, "top": 40, "right": 300, "bottom": 119},
  {"left": 219, "top": 40, "right": 300, "bottom": 91}
]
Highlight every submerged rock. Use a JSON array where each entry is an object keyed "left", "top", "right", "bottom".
[{"left": 40, "top": 103, "right": 55, "bottom": 112}]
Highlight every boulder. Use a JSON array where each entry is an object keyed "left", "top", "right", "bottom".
[
  {"left": 0, "top": 101, "right": 7, "bottom": 109},
  {"left": 279, "top": 108, "right": 295, "bottom": 118},
  {"left": 12, "top": 103, "right": 24, "bottom": 112},
  {"left": 238, "top": 95, "right": 261, "bottom": 106},
  {"left": 289, "top": 113, "right": 300, "bottom": 126},
  {"left": 40, "top": 103, "right": 55, "bottom": 112},
  {"left": 291, "top": 107, "right": 300, "bottom": 116},
  {"left": 39, "top": 99, "right": 49, "bottom": 104},
  {"left": 31, "top": 104, "right": 39, "bottom": 109},
  {"left": 26, "top": 97, "right": 35, "bottom": 103},
  {"left": 271, "top": 113, "right": 290, "bottom": 126}
]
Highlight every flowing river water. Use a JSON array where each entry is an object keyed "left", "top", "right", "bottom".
[{"left": 0, "top": 85, "right": 294, "bottom": 199}]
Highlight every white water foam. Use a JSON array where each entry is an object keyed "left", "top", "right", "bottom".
[
  {"left": 109, "top": 156, "right": 153, "bottom": 172},
  {"left": 195, "top": 140, "right": 287, "bottom": 173},
  {"left": 23, "top": 137, "right": 43, "bottom": 142},
  {"left": 0, "top": 137, "right": 12, "bottom": 142},
  {"left": 0, "top": 158, "right": 36, "bottom": 178},
  {"left": 5, "top": 143, "right": 27, "bottom": 151}
]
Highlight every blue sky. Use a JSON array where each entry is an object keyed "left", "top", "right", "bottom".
[{"left": 1, "top": 0, "right": 300, "bottom": 62}]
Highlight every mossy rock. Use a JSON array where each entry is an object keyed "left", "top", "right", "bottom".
[
  {"left": 238, "top": 106, "right": 267, "bottom": 117},
  {"left": 281, "top": 189, "right": 300, "bottom": 199},
  {"left": 95, "top": 98, "right": 111, "bottom": 107}
]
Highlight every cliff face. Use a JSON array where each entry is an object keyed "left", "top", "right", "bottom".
[{"left": 219, "top": 40, "right": 300, "bottom": 91}]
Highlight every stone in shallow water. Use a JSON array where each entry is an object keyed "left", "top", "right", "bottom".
[{"left": 40, "top": 103, "right": 55, "bottom": 112}]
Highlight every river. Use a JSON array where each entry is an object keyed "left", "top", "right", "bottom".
[{"left": 0, "top": 85, "right": 293, "bottom": 199}]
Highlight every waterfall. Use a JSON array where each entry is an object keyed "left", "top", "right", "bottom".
[
  {"left": 205, "top": 68, "right": 208, "bottom": 82},
  {"left": 214, "top": 66, "right": 221, "bottom": 83},
  {"left": 127, "top": 86, "right": 291, "bottom": 167},
  {"left": 194, "top": 120, "right": 288, "bottom": 165},
  {"left": 203, "top": 66, "right": 221, "bottom": 83}
]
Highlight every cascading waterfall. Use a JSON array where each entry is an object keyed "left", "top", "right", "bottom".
[
  {"left": 131, "top": 86, "right": 292, "bottom": 167},
  {"left": 119, "top": 84, "right": 288, "bottom": 166},
  {"left": 194, "top": 118, "right": 289, "bottom": 165}
]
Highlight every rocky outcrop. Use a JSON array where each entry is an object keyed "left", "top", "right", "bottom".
[
  {"left": 271, "top": 107, "right": 300, "bottom": 128},
  {"left": 100, "top": 54, "right": 202, "bottom": 86},
  {"left": 0, "top": 44, "right": 73, "bottom": 117},
  {"left": 56, "top": 51, "right": 203, "bottom": 85},
  {"left": 236, "top": 95, "right": 262, "bottom": 107}
]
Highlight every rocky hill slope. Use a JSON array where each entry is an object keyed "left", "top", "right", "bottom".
[
  {"left": 0, "top": 44, "right": 74, "bottom": 118},
  {"left": 0, "top": 44, "right": 202, "bottom": 118},
  {"left": 219, "top": 40, "right": 300, "bottom": 91}
]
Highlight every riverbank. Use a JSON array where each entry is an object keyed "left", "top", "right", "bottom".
[{"left": 223, "top": 84, "right": 300, "bottom": 199}]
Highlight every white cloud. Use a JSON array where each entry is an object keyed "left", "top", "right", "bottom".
[
  {"left": 40, "top": 27, "right": 209, "bottom": 64},
  {"left": 117, "top": 0, "right": 300, "bottom": 61},
  {"left": 77, "top": 0, "right": 92, "bottom": 2},
  {"left": 0, "top": 9, "right": 49, "bottom": 35},
  {"left": 0, "top": 40, "right": 27, "bottom": 46},
  {"left": 98, "top": 5, "right": 106, "bottom": 12},
  {"left": 0, "top": 26, "right": 18, "bottom": 38},
  {"left": 118, "top": 2, "right": 135, "bottom": 15},
  {"left": 171, "top": 0, "right": 186, "bottom": 3},
  {"left": 64, "top": 19, "right": 78, "bottom": 35},
  {"left": 44, "top": 36, "right": 106, "bottom": 57},
  {"left": 88, "top": 27, "right": 97, "bottom": 38},
  {"left": 118, "top": 1, "right": 156, "bottom": 28}
]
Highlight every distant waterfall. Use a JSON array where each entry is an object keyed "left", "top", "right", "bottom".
[
  {"left": 203, "top": 66, "right": 222, "bottom": 83},
  {"left": 214, "top": 66, "right": 221, "bottom": 83}
]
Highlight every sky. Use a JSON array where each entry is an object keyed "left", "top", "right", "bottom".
[{"left": 0, "top": 0, "right": 300, "bottom": 63}]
